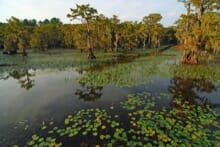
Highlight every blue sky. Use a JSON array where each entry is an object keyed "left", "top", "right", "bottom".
[{"left": 0, "top": 0, "right": 186, "bottom": 26}]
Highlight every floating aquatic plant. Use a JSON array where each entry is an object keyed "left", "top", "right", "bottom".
[
  {"left": 23, "top": 91, "right": 220, "bottom": 146},
  {"left": 27, "top": 135, "right": 62, "bottom": 147},
  {"left": 78, "top": 55, "right": 174, "bottom": 87}
]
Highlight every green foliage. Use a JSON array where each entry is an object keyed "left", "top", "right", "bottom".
[
  {"left": 1, "top": 16, "right": 35, "bottom": 52},
  {"left": 27, "top": 135, "right": 62, "bottom": 147},
  {"left": 143, "top": 13, "right": 163, "bottom": 48},
  {"left": 67, "top": 4, "right": 98, "bottom": 50},
  {"left": 172, "top": 64, "right": 220, "bottom": 83},
  {"left": 0, "top": 10, "right": 173, "bottom": 54},
  {"left": 176, "top": 0, "right": 220, "bottom": 53},
  {"left": 121, "top": 92, "right": 220, "bottom": 146},
  {"left": 1, "top": 48, "right": 218, "bottom": 146},
  {"left": 201, "top": 12, "right": 220, "bottom": 53},
  {"left": 30, "top": 24, "right": 63, "bottom": 50},
  {"left": 0, "top": 23, "right": 5, "bottom": 48},
  {"left": 78, "top": 50, "right": 175, "bottom": 87},
  {"left": 1, "top": 3, "right": 220, "bottom": 147},
  {"left": 3, "top": 33, "right": 18, "bottom": 52},
  {"left": 67, "top": 4, "right": 98, "bottom": 23}
]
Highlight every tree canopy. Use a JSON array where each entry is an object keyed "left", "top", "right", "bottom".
[{"left": 176, "top": 0, "right": 220, "bottom": 64}]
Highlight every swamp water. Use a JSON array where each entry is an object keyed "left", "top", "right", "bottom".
[{"left": 0, "top": 50, "right": 220, "bottom": 146}]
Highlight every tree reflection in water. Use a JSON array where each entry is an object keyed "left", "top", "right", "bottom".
[
  {"left": 3, "top": 69, "right": 35, "bottom": 90},
  {"left": 169, "top": 76, "right": 218, "bottom": 106},
  {"left": 75, "top": 82, "right": 103, "bottom": 102}
]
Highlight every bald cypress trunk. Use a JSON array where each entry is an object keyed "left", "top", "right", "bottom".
[{"left": 86, "top": 22, "right": 96, "bottom": 59}]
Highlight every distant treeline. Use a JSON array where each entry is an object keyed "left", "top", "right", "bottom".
[
  {"left": 0, "top": 14, "right": 176, "bottom": 54},
  {"left": 0, "top": 0, "right": 219, "bottom": 57}
]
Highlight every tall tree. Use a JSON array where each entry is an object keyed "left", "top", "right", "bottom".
[
  {"left": 120, "top": 21, "right": 137, "bottom": 50},
  {"left": 62, "top": 24, "right": 76, "bottom": 49},
  {"left": 201, "top": 12, "right": 220, "bottom": 53},
  {"left": 3, "top": 17, "right": 31, "bottom": 54},
  {"left": 3, "top": 17, "right": 20, "bottom": 53},
  {"left": 137, "top": 22, "right": 149, "bottom": 49},
  {"left": 0, "top": 23, "right": 6, "bottom": 49},
  {"left": 110, "top": 15, "right": 120, "bottom": 52},
  {"left": 30, "top": 19, "right": 64, "bottom": 50},
  {"left": 143, "top": 13, "right": 163, "bottom": 48},
  {"left": 30, "top": 25, "right": 49, "bottom": 51},
  {"left": 92, "top": 14, "right": 111, "bottom": 52},
  {"left": 67, "top": 4, "right": 98, "bottom": 59},
  {"left": 22, "top": 19, "right": 37, "bottom": 26},
  {"left": 18, "top": 29, "right": 29, "bottom": 56},
  {"left": 162, "top": 26, "right": 177, "bottom": 45},
  {"left": 177, "top": 0, "right": 220, "bottom": 64},
  {"left": 50, "top": 17, "right": 62, "bottom": 25},
  {"left": 2, "top": 17, "right": 34, "bottom": 55}
]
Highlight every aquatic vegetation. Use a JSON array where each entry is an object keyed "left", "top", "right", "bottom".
[
  {"left": 121, "top": 92, "right": 152, "bottom": 110},
  {"left": 172, "top": 65, "right": 220, "bottom": 84},
  {"left": 23, "top": 91, "right": 220, "bottom": 146},
  {"left": 2, "top": 49, "right": 220, "bottom": 146},
  {"left": 27, "top": 135, "right": 62, "bottom": 147},
  {"left": 78, "top": 55, "right": 175, "bottom": 87},
  {"left": 121, "top": 92, "right": 220, "bottom": 146},
  {"left": 26, "top": 108, "right": 125, "bottom": 146},
  {"left": 0, "top": 50, "right": 117, "bottom": 74}
]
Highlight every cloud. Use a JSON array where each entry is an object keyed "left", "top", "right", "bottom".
[{"left": 0, "top": 0, "right": 185, "bottom": 26}]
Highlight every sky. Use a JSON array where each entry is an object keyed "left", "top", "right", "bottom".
[{"left": 0, "top": 0, "right": 186, "bottom": 26}]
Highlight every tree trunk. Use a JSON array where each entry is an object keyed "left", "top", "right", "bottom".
[
  {"left": 157, "top": 38, "right": 160, "bottom": 49},
  {"left": 148, "top": 32, "right": 151, "bottom": 48},
  {"left": 86, "top": 22, "right": 96, "bottom": 60},
  {"left": 88, "top": 47, "right": 96, "bottom": 59},
  {"left": 181, "top": 2, "right": 198, "bottom": 65},
  {"left": 181, "top": 50, "right": 198, "bottom": 65},
  {"left": 143, "top": 38, "right": 146, "bottom": 49},
  {"left": 114, "top": 33, "right": 119, "bottom": 52},
  {"left": 86, "top": 23, "right": 91, "bottom": 49},
  {"left": 196, "top": 0, "right": 205, "bottom": 52}
]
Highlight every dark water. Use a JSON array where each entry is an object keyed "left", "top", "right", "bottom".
[
  {"left": 0, "top": 69, "right": 133, "bottom": 146},
  {"left": 0, "top": 67, "right": 220, "bottom": 146}
]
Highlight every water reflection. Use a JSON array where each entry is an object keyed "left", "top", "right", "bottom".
[
  {"left": 75, "top": 82, "right": 103, "bottom": 102},
  {"left": 169, "top": 76, "right": 217, "bottom": 106},
  {"left": 2, "top": 69, "right": 35, "bottom": 90},
  {"left": 76, "top": 52, "right": 154, "bottom": 74}
]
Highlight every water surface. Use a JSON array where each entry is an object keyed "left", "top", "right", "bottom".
[{"left": 0, "top": 51, "right": 220, "bottom": 146}]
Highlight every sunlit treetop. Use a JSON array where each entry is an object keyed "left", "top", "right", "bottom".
[{"left": 67, "top": 4, "right": 98, "bottom": 23}]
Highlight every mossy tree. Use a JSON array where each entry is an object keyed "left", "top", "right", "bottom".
[
  {"left": 177, "top": 0, "right": 220, "bottom": 64},
  {"left": 143, "top": 13, "right": 163, "bottom": 49},
  {"left": 67, "top": 4, "right": 98, "bottom": 59}
]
